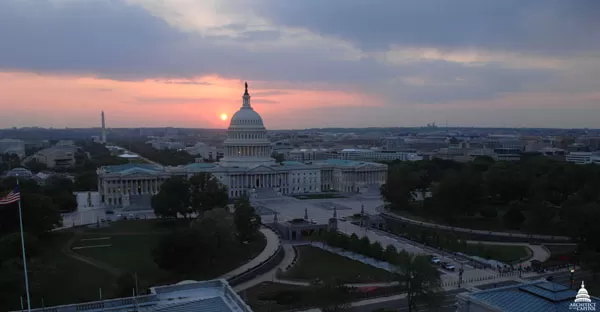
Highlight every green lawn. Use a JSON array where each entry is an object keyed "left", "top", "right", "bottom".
[
  {"left": 464, "top": 243, "right": 531, "bottom": 263},
  {"left": 5, "top": 220, "right": 267, "bottom": 310},
  {"left": 293, "top": 193, "right": 347, "bottom": 200},
  {"left": 3, "top": 232, "right": 116, "bottom": 311},
  {"left": 75, "top": 220, "right": 267, "bottom": 287},
  {"left": 242, "top": 281, "right": 405, "bottom": 312},
  {"left": 241, "top": 281, "right": 315, "bottom": 312},
  {"left": 282, "top": 246, "right": 392, "bottom": 283}
]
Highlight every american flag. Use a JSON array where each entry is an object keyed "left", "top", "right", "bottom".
[{"left": 0, "top": 187, "right": 20, "bottom": 205}]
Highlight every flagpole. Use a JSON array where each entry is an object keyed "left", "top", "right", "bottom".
[{"left": 17, "top": 179, "right": 32, "bottom": 312}]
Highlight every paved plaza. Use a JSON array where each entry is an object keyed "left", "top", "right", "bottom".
[{"left": 256, "top": 196, "right": 381, "bottom": 223}]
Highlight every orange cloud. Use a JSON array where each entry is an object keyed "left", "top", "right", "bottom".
[{"left": 0, "top": 72, "right": 381, "bottom": 129}]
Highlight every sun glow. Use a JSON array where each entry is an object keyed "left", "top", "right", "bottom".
[{"left": 220, "top": 113, "right": 228, "bottom": 121}]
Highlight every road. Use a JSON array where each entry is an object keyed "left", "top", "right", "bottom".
[{"left": 348, "top": 289, "right": 465, "bottom": 312}]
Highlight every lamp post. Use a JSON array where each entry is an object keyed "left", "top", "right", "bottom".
[{"left": 570, "top": 267, "right": 575, "bottom": 289}]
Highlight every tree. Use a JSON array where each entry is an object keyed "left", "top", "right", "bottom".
[
  {"left": 151, "top": 177, "right": 190, "bottom": 218},
  {"left": 191, "top": 208, "right": 236, "bottom": 267},
  {"left": 0, "top": 232, "right": 41, "bottom": 262},
  {"left": 503, "top": 201, "right": 526, "bottom": 230},
  {"left": 433, "top": 169, "right": 484, "bottom": 221},
  {"left": 384, "top": 244, "right": 399, "bottom": 263},
  {"left": 153, "top": 229, "right": 202, "bottom": 272},
  {"left": 42, "top": 176, "right": 78, "bottom": 212},
  {"left": 271, "top": 152, "right": 285, "bottom": 163},
  {"left": 393, "top": 254, "right": 443, "bottom": 312},
  {"left": 74, "top": 171, "right": 98, "bottom": 191},
  {"left": 233, "top": 197, "right": 261, "bottom": 242},
  {"left": 369, "top": 241, "right": 384, "bottom": 260},
  {"left": 23, "top": 159, "right": 47, "bottom": 173},
  {"left": 381, "top": 164, "right": 418, "bottom": 212},
  {"left": 0, "top": 193, "right": 62, "bottom": 236},
  {"left": 189, "top": 173, "right": 228, "bottom": 213}
]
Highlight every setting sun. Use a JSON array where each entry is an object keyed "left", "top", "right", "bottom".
[{"left": 220, "top": 113, "right": 228, "bottom": 121}]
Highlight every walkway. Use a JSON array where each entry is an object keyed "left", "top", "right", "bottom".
[
  {"left": 382, "top": 211, "right": 570, "bottom": 241},
  {"left": 220, "top": 227, "right": 281, "bottom": 280},
  {"left": 234, "top": 243, "right": 297, "bottom": 291}
]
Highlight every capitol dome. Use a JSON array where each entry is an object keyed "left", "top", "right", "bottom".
[
  {"left": 575, "top": 281, "right": 592, "bottom": 303},
  {"left": 219, "top": 82, "right": 274, "bottom": 167},
  {"left": 229, "top": 107, "right": 264, "bottom": 127}
]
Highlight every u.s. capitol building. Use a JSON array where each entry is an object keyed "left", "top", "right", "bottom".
[{"left": 97, "top": 83, "right": 387, "bottom": 207}]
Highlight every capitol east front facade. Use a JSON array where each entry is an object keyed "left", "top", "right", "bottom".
[{"left": 97, "top": 83, "right": 387, "bottom": 208}]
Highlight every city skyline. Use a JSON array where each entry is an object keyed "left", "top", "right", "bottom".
[{"left": 1, "top": 0, "right": 599, "bottom": 129}]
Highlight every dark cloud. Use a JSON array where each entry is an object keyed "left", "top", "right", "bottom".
[
  {"left": 161, "top": 80, "right": 212, "bottom": 85},
  {"left": 240, "top": 0, "right": 600, "bottom": 55},
  {"left": 0, "top": 0, "right": 584, "bottom": 105},
  {"left": 252, "top": 91, "right": 290, "bottom": 96},
  {"left": 252, "top": 99, "right": 279, "bottom": 104},
  {"left": 135, "top": 97, "right": 217, "bottom": 104}
]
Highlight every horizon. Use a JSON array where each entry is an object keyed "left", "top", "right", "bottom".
[{"left": 1, "top": 1, "right": 599, "bottom": 129}]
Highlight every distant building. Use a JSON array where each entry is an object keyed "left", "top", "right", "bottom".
[
  {"left": 493, "top": 147, "right": 522, "bottom": 161},
  {"left": 271, "top": 140, "right": 294, "bottom": 157},
  {"left": 33, "top": 147, "right": 76, "bottom": 168},
  {"left": 149, "top": 140, "right": 185, "bottom": 150},
  {"left": 0, "top": 138, "right": 25, "bottom": 157},
  {"left": 186, "top": 142, "right": 220, "bottom": 161},
  {"left": 288, "top": 148, "right": 335, "bottom": 162},
  {"left": 566, "top": 152, "right": 600, "bottom": 164},
  {"left": 456, "top": 280, "right": 599, "bottom": 312},
  {"left": 18, "top": 279, "right": 253, "bottom": 312},
  {"left": 339, "top": 149, "right": 422, "bottom": 162},
  {"left": 4, "top": 167, "right": 33, "bottom": 179}
]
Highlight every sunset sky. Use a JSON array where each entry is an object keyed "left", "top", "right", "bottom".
[{"left": 1, "top": 0, "right": 599, "bottom": 129}]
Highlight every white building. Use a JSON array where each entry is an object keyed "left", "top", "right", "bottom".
[
  {"left": 288, "top": 148, "right": 335, "bottom": 162},
  {"left": 186, "top": 142, "right": 220, "bottom": 161},
  {"left": 566, "top": 152, "right": 600, "bottom": 164},
  {"left": 97, "top": 83, "right": 387, "bottom": 207},
  {"left": 340, "top": 149, "right": 422, "bottom": 162},
  {"left": 33, "top": 147, "right": 76, "bottom": 168}
]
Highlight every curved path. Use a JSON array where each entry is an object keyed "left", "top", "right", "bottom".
[
  {"left": 381, "top": 211, "right": 570, "bottom": 241},
  {"left": 220, "top": 227, "right": 281, "bottom": 280}
]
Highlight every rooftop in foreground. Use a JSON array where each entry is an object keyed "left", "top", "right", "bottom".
[
  {"left": 457, "top": 280, "right": 600, "bottom": 312},
  {"left": 19, "top": 279, "right": 252, "bottom": 312}
]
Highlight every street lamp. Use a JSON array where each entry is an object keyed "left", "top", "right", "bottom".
[{"left": 570, "top": 267, "right": 575, "bottom": 289}]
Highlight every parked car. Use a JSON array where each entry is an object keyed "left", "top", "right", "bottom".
[
  {"left": 431, "top": 257, "right": 441, "bottom": 265},
  {"left": 106, "top": 210, "right": 114, "bottom": 215},
  {"left": 442, "top": 262, "right": 456, "bottom": 271}
]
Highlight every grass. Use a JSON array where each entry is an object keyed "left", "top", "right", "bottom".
[
  {"left": 5, "top": 220, "right": 267, "bottom": 310},
  {"left": 282, "top": 246, "right": 392, "bottom": 283},
  {"left": 242, "top": 281, "right": 406, "bottom": 312},
  {"left": 3, "top": 232, "right": 116, "bottom": 311},
  {"left": 293, "top": 193, "right": 347, "bottom": 200},
  {"left": 241, "top": 281, "right": 315, "bottom": 312},
  {"left": 542, "top": 244, "right": 578, "bottom": 267},
  {"left": 464, "top": 243, "right": 531, "bottom": 263},
  {"left": 75, "top": 220, "right": 267, "bottom": 287}
]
